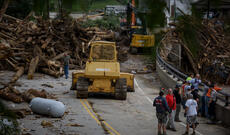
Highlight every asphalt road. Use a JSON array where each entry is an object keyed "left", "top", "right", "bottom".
[{"left": 3, "top": 70, "right": 227, "bottom": 135}]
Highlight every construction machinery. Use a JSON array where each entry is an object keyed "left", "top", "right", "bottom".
[
  {"left": 127, "top": 0, "right": 155, "bottom": 54},
  {"left": 71, "top": 41, "right": 134, "bottom": 100}
]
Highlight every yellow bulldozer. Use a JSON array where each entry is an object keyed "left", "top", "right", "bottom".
[{"left": 71, "top": 41, "right": 134, "bottom": 100}]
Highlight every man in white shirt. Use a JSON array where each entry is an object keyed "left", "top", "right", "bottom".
[{"left": 183, "top": 94, "right": 198, "bottom": 135}]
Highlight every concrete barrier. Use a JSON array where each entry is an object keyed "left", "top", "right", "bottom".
[
  {"left": 156, "top": 61, "right": 182, "bottom": 88},
  {"left": 215, "top": 104, "right": 230, "bottom": 126}
]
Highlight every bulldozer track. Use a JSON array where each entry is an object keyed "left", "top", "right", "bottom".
[
  {"left": 76, "top": 77, "right": 89, "bottom": 99},
  {"left": 115, "top": 78, "right": 127, "bottom": 100}
]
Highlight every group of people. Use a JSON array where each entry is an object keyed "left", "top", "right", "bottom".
[{"left": 153, "top": 74, "right": 222, "bottom": 135}]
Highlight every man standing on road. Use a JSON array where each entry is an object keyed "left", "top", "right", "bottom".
[
  {"left": 181, "top": 81, "right": 188, "bottom": 109},
  {"left": 173, "top": 85, "right": 182, "bottom": 122},
  {"left": 208, "top": 85, "right": 218, "bottom": 123},
  {"left": 205, "top": 83, "right": 221, "bottom": 118},
  {"left": 153, "top": 90, "right": 170, "bottom": 135},
  {"left": 63, "top": 53, "right": 70, "bottom": 79},
  {"left": 166, "top": 88, "right": 177, "bottom": 131},
  {"left": 183, "top": 94, "right": 198, "bottom": 135},
  {"left": 201, "top": 81, "right": 211, "bottom": 117}
]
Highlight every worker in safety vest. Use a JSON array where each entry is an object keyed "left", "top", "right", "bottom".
[{"left": 204, "top": 83, "right": 222, "bottom": 118}]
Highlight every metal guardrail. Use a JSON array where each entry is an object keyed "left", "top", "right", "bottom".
[{"left": 156, "top": 47, "right": 230, "bottom": 106}]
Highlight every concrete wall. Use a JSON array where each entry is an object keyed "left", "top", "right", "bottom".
[
  {"left": 156, "top": 61, "right": 182, "bottom": 88},
  {"left": 156, "top": 60, "right": 230, "bottom": 126},
  {"left": 215, "top": 104, "right": 230, "bottom": 126}
]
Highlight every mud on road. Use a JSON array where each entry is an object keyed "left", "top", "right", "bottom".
[{"left": 0, "top": 54, "right": 230, "bottom": 135}]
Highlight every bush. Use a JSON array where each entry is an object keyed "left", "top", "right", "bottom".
[{"left": 80, "top": 14, "right": 120, "bottom": 30}]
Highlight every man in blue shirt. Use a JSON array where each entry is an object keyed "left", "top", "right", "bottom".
[
  {"left": 153, "top": 90, "right": 170, "bottom": 135},
  {"left": 189, "top": 74, "right": 201, "bottom": 90}
]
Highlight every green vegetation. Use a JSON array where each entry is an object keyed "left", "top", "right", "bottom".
[
  {"left": 149, "top": 32, "right": 165, "bottom": 62},
  {"left": 0, "top": 0, "right": 33, "bottom": 19},
  {"left": 80, "top": 15, "right": 120, "bottom": 30},
  {"left": 50, "top": 0, "right": 121, "bottom": 12},
  {"left": 0, "top": 101, "right": 20, "bottom": 135},
  {"left": 137, "top": 0, "right": 167, "bottom": 30},
  {"left": 72, "top": 0, "right": 120, "bottom": 12}
]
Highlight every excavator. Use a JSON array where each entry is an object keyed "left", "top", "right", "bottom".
[{"left": 127, "top": 0, "right": 155, "bottom": 54}]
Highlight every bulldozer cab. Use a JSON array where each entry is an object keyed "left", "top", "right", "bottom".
[{"left": 89, "top": 41, "right": 117, "bottom": 62}]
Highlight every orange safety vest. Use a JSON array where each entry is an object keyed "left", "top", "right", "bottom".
[{"left": 206, "top": 86, "right": 222, "bottom": 97}]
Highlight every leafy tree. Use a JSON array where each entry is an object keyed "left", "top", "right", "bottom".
[
  {"left": 33, "top": 0, "right": 49, "bottom": 19},
  {"left": 135, "top": 0, "right": 167, "bottom": 30},
  {"left": 0, "top": 0, "right": 33, "bottom": 19}
]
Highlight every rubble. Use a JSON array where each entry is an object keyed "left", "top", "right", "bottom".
[
  {"left": 161, "top": 15, "right": 230, "bottom": 84},
  {"left": 41, "top": 120, "right": 53, "bottom": 127},
  {"left": 0, "top": 14, "right": 128, "bottom": 81},
  {"left": 65, "top": 123, "right": 84, "bottom": 127},
  {"left": 0, "top": 86, "right": 55, "bottom": 103}
]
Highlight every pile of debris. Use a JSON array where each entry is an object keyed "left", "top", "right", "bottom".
[
  {"left": 0, "top": 86, "right": 55, "bottom": 103},
  {"left": 0, "top": 14, "right": 128, "bottom": 80},
  {"left": 161, "top": 15, "right": 230, "bottom": 84}
]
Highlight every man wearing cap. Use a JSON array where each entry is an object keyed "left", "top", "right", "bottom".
[
  {"left": 183, "top": 94, "right": 198, "bottom": 135},
  {"left": 153, "top": 90, "right": 170, "bottom": 135},
  {"left": 173, "top": 85, "right": 182, "bottom": 122}
]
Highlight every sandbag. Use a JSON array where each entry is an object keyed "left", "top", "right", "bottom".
[{"left": 30, "top": 97, "right": 65, "bottom": 118}]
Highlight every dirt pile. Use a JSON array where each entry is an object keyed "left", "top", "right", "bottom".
[
  {"left": 0, "top": 14, "right": 128, "bottom": 80},
  {"left": 161, "top": 15, "right": 230, "bottom": 84}
]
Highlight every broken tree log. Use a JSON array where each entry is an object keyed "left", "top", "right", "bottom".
[
  {"left": 0, "top": 87, "right": 23, "bottom": 103},
  {"left": 28, "top": 56, "right": 40, "bottom": 79},
  {"left": 52, "top": 51, "right": 70, "bottom": 61},
  {"left": 10, "top": 66, "right": 24, "bottom": 83},
  {"left": 41, "top": 68, "right": 60, "bottom": 78},
  {"left": 41, "top": 37, "right": 52, "bottom": 49}
]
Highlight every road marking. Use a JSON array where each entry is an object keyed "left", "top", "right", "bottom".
[
  {"left": 134, "top": 78, "right": 152, "bottom": 104},
  {"left": 80, "top": 99, "right": 101, "bottom": 125},
  {"left": 80, "top": 99, "right": 119, "bottom": 135},
  {"left": 80, "top": 99, "right": 114, "bottom": 135},
  {"left": 179, "top": 122, "right": 203, "bottom": 135},
  {"left": 84, "top": 99, "right": 121, "bottom": 135},
  {"left": 134, "top": 78, "right": 203, "bottom": 135}
]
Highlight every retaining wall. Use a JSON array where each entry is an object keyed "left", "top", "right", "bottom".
[{"left": 156, "top": 61, "right": 182, "bottom": 88}]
